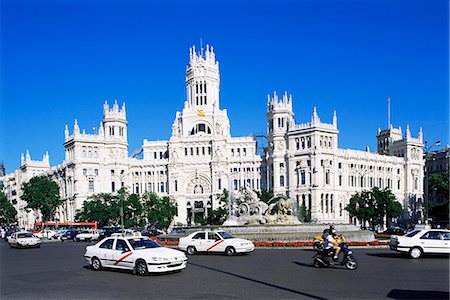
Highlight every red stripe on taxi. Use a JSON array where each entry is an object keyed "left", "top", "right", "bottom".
[
  {"left": 114, "top": 252, "right": 133, "bottom": 265},
  {"left": 207, "top": 240, "right": 224, "bottom": 251}
]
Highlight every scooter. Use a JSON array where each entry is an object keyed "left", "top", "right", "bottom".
[{"left": 313, "top": 241, "right": 358, "bottom": 270}]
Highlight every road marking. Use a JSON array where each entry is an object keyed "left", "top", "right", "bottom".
[
  {"left": 114, "top": 252, "right": 133, "bottom": 265},
  {"left": 207, "top": 240, "right": 224, "bottom": 251}
]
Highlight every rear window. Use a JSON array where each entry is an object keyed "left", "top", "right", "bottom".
[
  {"left": 405, "top": 230, "right": 421, "bottom": 237},
  {"left": 18, "top": 233, "right": 34, "bottom": 238}
]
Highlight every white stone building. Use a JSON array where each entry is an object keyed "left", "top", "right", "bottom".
[
  {"left": 5, "top": 45, "right": 262, "bottom": 228},
  {"left": 4, "top": 45, "right": 424, "bottom": 229},
  {"left": 265, "top": 92, "right": 424, "bottom": 226}
]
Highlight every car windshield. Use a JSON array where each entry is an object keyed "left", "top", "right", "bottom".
[
  {"left": 217, "top": 231, "right": 234, "bottom": 239},
  {"left": 18, "top": 233, "right": 34, "bottom": 238},
  {"left": 127, "top": 238, "right": 161, "bottom": 250},
  {"left": 405, "top": 230, "right": 421, "bottom": 237}
]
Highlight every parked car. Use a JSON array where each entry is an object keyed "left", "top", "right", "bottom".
[
  {"left": 98, "top": 226, "right": 121, "bottom": 239},
  {"left": 390, "top": 229, "right": 450, "bottom": 259},
  {"left": 37, "top": 229, "right": 58, "bottom": 239},
  {"left": 84, "top": 236, "right": 187, "bottom": 275},
  {"left": 178, "top": 230, "right": 255, "bottom": 256},
  {"left": 375, "top": 227, "right": 406, "bottom": 239},
  {"left": 110, "top": 229, "right": 142, "bottom": 237},
  {"left": 52, "top": 229, "right": 68, "bottom": 240},
  {"left": 59, "top": 229, "right": 80, "bottom": 241},
  {"left": 9, "top": 231, "right": 41, "bottom": 248},
  {"left": 75, "top": 230, "right": 100, "bottom": 242},
  {"left": 141, "top": 229, "right": 163, "bottom": 238}
]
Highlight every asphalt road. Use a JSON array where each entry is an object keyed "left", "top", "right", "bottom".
[{"left": 1, "top": 240, "right": 448, "bottom": 300}]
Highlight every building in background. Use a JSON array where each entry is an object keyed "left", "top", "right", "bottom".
[
  {"left": 424, "top": 146, "right": 449, "bottom": 226},
  {"left": 265, "top": 93, "right": 424, "bottom": 227},
  {"left": 3, "top": 45, "right": 262, "bottom": 228},
  {"left": 3, "top": 45, "right": 427, "bottom": 228}
]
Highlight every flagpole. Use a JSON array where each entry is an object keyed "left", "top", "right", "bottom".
[{"left": 387, "top": 98, "right": 391, "bottom": 128}]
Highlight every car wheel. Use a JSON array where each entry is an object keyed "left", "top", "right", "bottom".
[
  {"left": 409, "top": 247, "right": 423, "bottom": 259},
  {"left": 186, "top": 246, "right": 197, "bottom": 255},
  {"left": 135, "top": 259, "right": 148, "bottom": 276},
  {"left": 91, "top": 257, "right": 102, "bottom": 271},
  {"left": 225, "top": 246, "right": 236, "bottom": 256}
]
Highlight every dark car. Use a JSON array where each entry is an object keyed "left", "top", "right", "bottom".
[
  {"left": 60, "top": 230, "right": 79, "bottom": 241},
  {"left": 98, "top": 226, "right": 121, "bottom": 239},
  {"left": 375, "top": 227, "right": 406, "bottom": 239},
  {"left": 140, "top": 229, "right": 162, "bottom": 238}
]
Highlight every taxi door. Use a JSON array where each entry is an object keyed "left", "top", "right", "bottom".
[
  {"left": 111, "top": 239, "right": 133, "bottom": 269},
  {"left": 205, "top": 232, "right": 225, "bottom": 253},
  {"left": 96, "top": 238, "right": 115, "bottom": 267},
  {"left": 191, "top": 232, "right": 207, "bottom": 252}
]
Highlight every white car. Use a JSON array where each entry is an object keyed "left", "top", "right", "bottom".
[
  {"left": 178, "top": 230, "right": 255, "bottom": 256},
  {"left": 110, "top": 229, "right": 142, "bottom": 238},
  {"left": 75, "top": 230, "right": 100, "bottom": 242},
  {"left": 390, "top": 228, "right": 450, "bottom": 259},
  {"left": 9, "top": 231, "right": 41, "bottom": 248},
  {"left": 84, "top": 236, "right": 187, "bottom": 275}
]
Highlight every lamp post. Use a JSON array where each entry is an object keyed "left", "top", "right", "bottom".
[
  {"left": 424, "top": 140, "right": 441, "bottom": 224},
  {"left": 112, "top": 168, "right": 128, "bottom": 236}
]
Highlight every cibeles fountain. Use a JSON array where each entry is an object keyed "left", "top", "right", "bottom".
[
  {"left": 219, "top": 186, "right": 372, "bottom": 243},
  {"left": 223, "top": 186, "right": 300, "bottom": 226}
]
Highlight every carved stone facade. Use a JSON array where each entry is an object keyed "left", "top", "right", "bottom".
[
  {"left": 265, "top": 92, "right": 424, "bottom": 226},
  {"left": 4, "top": 45, "right": 425, "bottom": 229},
  {"left": 4, "top": 45, "right": 263, "bottom": 228}
]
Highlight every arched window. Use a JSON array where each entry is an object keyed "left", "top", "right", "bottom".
[
  {"left": 280, "top": 175, "right": 285, "bottom": 187},
  {"left": 190, "top": 123, "right": 212, "bottom": 135}
]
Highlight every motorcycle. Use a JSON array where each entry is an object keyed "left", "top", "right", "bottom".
[
  {"left": 313, "top": 240, "right": 358, "bottom": 270},
  {"left": 312, "top": 233, "right": 345, "bottom": 251}
]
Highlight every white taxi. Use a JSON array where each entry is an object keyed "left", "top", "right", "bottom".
[
  {"left": 84, "top": 236, "right": 187, "bottom": 275},
  {"left": 390, "top": 228, "right": 450, "bottom": 259},
  {"left": 75, "top": 230, "right": 100, "bottom": 242},
  {"left": 178, "top": 230, "right": 255, "bottom": 256},
  {"left": 9, "top": 231, "right": 41, "bottom": 248}
]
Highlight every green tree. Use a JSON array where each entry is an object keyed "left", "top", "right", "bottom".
[
  {"left": 76, "top": 188, "right": 144, "bottom": 228},
  {"left": 209, "top": 189, "right": 229, "bottom": 225},
  {"left": 256, "top": 189, "right": 274, "bottom": 204},
  {"left": 123, "top": 192, "right": 144, "bottom": 228},
  {"left": 428, "top": 173, "right": 449, "bottom": 222},
  {"left": 346, "top": 188, "right": 402, "bottom": 230},
  {"left": 372, "top": 187, "right": 402, "bottom": 228},
  {"left": 297, "top": 203, "right": 312, "bottom": 223},
  {"left": 21, "top": 176, "right": 64, "bottom": 222},
  {"left": 0, "top": 191, "right": 17, "bottom": 224},
  {"left": 142, "top": 192, "right": 177, "bottom": 229},
  {"left": 428, "top": 173, "right": 449, "bottom": 198},
  {"left": 75, "top": 193, "right": 116, "bottom": 227},
  {"left": 345, "top": 190, "right": 377, "bottom": 230}
]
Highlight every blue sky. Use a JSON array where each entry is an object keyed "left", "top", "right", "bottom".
[{"left": 1, "top": 0, "right": 448, "bottom": 173}]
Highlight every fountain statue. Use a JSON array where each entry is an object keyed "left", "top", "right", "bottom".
[{"left": 223, "top": 185, "right": 300, "bottom": 226}]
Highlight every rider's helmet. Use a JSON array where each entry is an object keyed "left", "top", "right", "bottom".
[{"left": 330, "top": 228, "right": 337, "bottom": 235}]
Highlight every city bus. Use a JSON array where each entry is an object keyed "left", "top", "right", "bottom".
[{"left": 32, "top": 221, "right": 97, "bottom": 236}]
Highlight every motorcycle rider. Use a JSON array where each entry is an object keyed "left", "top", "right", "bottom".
[{"left": 324, "top": 228, "right": 341, "bottom": 261}]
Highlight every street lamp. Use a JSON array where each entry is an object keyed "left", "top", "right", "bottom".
[
  {"left": 424, "top": 140, "right": 441, "bottom": 224},
  {"left": 112, "top": 168, "right": 128, "bottom": 236}
]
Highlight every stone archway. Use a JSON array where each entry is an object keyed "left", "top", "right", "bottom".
[{"left": 185, "top": 174, "right": 211, "bottom": 225}]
